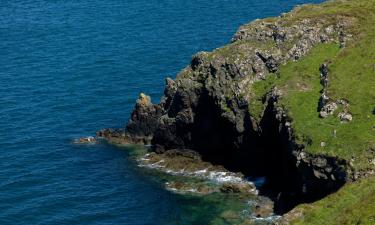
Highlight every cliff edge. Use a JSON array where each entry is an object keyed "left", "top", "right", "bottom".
[{"left": 98, "top": 0, "right": 375, "bottom": 222}]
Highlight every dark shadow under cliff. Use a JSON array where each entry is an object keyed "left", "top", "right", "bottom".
[
  {"left": 112, "top": 87, "right": 348, "bottom": 215},
  {"left": 173, "top": 93, "right": 346, "bottom": 214}
]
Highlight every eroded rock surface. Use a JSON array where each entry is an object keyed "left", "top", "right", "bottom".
[
  {"left": 138, "top": 149, "right": 258, "bottom": 196},
  {"left": 73, "top": 136, "right": 97, "bottom": 144},
  {"left": 99, "top": 3, "right": 356, "bottom": 214}
]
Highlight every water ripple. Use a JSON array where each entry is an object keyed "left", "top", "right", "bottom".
[{"left": 0, "top": 0, "right": 324, "bottom": 224}]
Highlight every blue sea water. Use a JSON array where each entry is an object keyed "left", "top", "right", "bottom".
[{"left": 0, "top": 0, "right": 324, "bottom": 224}]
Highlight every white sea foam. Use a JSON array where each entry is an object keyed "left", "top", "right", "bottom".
[
  {"left": 137, "top": 154, "right": 258, "bottom": 194},
  {"left": 73, "top": 136, "right": 97, "bottom": 144},
  {"left": 165, "top": 182, "right": 202, "bottom": 194},
  {"left": 193, "top": 169, "right": 208, "bottom": 175},
  {"left": 250, "top": 215, "right": 281, "bottom": 222},
  {"left": 138, "top": 159, "right": 165, "bottom": 169},
  {"left": 207, "top": 171, "right": 244, "bottom": 183}
]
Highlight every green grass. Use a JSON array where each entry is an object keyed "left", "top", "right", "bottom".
[
  {"left": 284, "top": 1, "right": 375, "bottom": 170},
  {"left": 249, "top": 43, "right": 344, "bottom": 146},
  {"left": 276, "top": 44, "right": 341, "bottom": 150},
  {"left": 242, "top": 1, "right": 375, "bottom": 223},
  {"left": 249, "top": 43, "right": 340, "bottom": 120},
  {"left": 246, "top": 0, "right": 375, "bottom": 171},
  {"left": 170, "top": 1, "right": 375, "bottom": 223},
  {"left": 291, "top": 176, "right": 375, "bottom": 225},
  {"left": 188, "top": 0, "right": 375, "bottom": 223},
  {"left": 178, "top": 1, "right": 375, "bottom": 221},
  {"left": 205, "top": 38, "right": 277, "bottom": 65}
]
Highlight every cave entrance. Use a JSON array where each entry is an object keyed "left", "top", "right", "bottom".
[{"left": 190, "top": 93, "right": 303, "bottom": 213}]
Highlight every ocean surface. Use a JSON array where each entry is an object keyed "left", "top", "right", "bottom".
[{"left": 0, "top": 0, "right": 323, "bottom": 224}]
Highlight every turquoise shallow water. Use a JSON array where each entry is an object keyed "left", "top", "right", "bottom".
[{"left": 0, "top": 0, "right": 323, "bottom": 224}]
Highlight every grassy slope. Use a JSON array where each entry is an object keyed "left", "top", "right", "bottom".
[
  {"left": 291, "top": 176, "right": 375, "bottom": 225},
  {"left": 271, "top": 0, "right": 375, "bottom": 225},
  {"left": 189, "top": 1, "right": 375, "bottom": 223},
  {"left": 250, "top": 0, "right": 375, "bottom": 171},
  {"left": 247, "top": 1, "right": 375, "bottom": 223}
]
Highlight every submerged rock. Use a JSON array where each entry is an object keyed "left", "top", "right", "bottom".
[
  {"left": 96, "top": 128, "right": 151, "bottom": 145},
  {"left": 74, "top": 136, "right": 97, "bottom": 144},
  {"left": 138, "top": 149, "right": 258, "bottom": 196},
  {"left": 99, "top": 0, "right": 358, "bottom": 218},
  {"left": 165, "top": 181, "right": 215, "bottom": 195},
  {"left": 249, "top": 197, "right": 275, "bottom": 218},
  {"left": 220, "top": 182, "right": 257, "bottom": 194}
]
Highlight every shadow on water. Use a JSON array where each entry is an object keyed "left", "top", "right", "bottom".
[{"left": 103, "top": 143, "right": 276, "bottom": 225}]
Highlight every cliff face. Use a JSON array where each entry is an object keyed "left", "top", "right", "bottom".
[{"left": 98, "top": 0, "right": 375, "bottom": 214}]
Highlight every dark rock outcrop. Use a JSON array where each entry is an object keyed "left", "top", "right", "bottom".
[
  {"left": 98, "top": 5, "right": 356, "bottom": 214},
  {"left": 126, "top": 93, "right": 165, "bottom": 140}
]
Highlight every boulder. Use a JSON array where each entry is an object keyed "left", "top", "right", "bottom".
[
  {"left": 220, "top": 182, "right": 257, "bottom": 194},
  {"left": 338, "top": 112, "right": 353, "bottom": 122},
  {"left": 74, "top": 136, "right": 96, "bottom": 144}
]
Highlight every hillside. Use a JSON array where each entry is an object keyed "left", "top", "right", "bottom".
[{"left": 98, "top": 0, "right": 375, "bottom": 223}]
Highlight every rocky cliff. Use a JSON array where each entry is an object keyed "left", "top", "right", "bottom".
[{"left": 98, "top": 0, "right": 375, "bottom": 215}]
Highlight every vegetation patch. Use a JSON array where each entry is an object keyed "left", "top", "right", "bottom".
[{"left": 290, "top": 176, "right": 375, "bottom": 225}]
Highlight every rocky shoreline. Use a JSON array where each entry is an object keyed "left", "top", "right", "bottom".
[
  {"left": 134, "top": 148, "right": 279, "bottom": 221},
  {"left": 138, "top": 149, "right": 258, "bottom": 195},
  {"left": 95, "top": 0, "right": 369, "bottom": 223}
]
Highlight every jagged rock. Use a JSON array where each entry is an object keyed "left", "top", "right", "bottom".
[
  {"left": 219, "top": 182, "right": 257, "bottom": 194},
  {"left": 73, "top": 136, "right": 97, "bottom": 144},
  {"left": 99, "top": 4, "right": 355, "bottom": 214},
  {"left": 256, "top": 52, "right": 280, "bottom": 73},
  {"left": 125, "top": 93, "right": 165, "bottom": 140},
  {"left": 313, "top": 157, "right": 327, "bottom": 167},
  {"left": 319, "top": 102, "right": 338, "bottom": 118},
  {"left": 337, "top": 99, "right": 350, "bottom": 108},
  {"left": 162, "top": 77, "right": 177, "bottom": 108},
  {"left": 338, "top": 112, "right": 353, "bottom": 122},
  {"left": 339, "top": 31, "right": 346, "bottom": 48},
  {"left": 191, "top": 51, "right": 208, "bottom": 70},
  {"left": 96, "top": 128, "right": 151, "bottom": 145},
  {"left": 276, "top": 208, "right": 303, "bottom": 225},
  {"left": 317, "top": 63, "right": 340, "bottom": 118},
  {"left": 136, "top": 93, "right": 151, "bottom": 105},
  {"left": 271, "top": 87, "right": 282, "bottom": 101},
  {"left": 319, "top": 64, "right": 329, "bottom": 76},
  {"left": 313, "top": 169, "right": 328, "bottom": 179},
  {"left": 165, "top": 181, "right": 215, "bottom": 195},
  {"left": 319, "top": 64, "right": 329, "bottom": 87},
  {"left": 250, "top": 197, "right": 275, "bottom": 218},
  {"left": 318, "top": 92, "right": 329, "bottom": 110}
]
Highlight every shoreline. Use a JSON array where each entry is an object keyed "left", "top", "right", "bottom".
[{"left": 96, "top": 0, "right": 375, "bottom": 223}]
